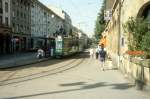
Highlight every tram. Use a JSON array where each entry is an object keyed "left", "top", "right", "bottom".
[{"left": 55, "top": 36, "right": 79, "bottom": 57}]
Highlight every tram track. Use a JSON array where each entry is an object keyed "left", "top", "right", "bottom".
[
  {"left": 0, "top": 58, "right": 78, "bottom": 82},
  {"left": 0, "top": 55, "right": 86, "bottom": 86}
]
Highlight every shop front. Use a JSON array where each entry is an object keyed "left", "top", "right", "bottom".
[{"left": 0, "top": 26, "right": 11, "bottom": 55}]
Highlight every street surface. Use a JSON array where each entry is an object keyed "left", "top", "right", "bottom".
[{"left": 0, "top": 52, "right": 150, "bottom": 99}]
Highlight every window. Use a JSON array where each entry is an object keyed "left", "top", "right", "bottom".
[
  {"left": 16, "top": 24, "right": 19, "bottom": 32},
  {"left": 121, "top": 37, "right": 124, "bottom": 47},
  {"left": 24, "top": 14, "right": 26, "bottom": 19},
  {"left": 12, "top": 22, "right": 15, "bottom": 27},
  {"left": 5, "top": 2, "right": 8, "bottom": 13},
  {"left": 0, "top": 16, "right": 2, "bottom": 25},
  {"left": 20, "top": 12, "right": 23, "bottom": 18},
  {"left": 0, "top": 0, "right": 2, "bottom": 8},
  {"left": 17, "top": 10, "right": 19, "bottom": 17},
  {"left": 12, "top": 1, "right": 15, "bottom": 5},
  {"left": 5, "top": 17, "right": 8, "bottom": 26},
  {"left": 0, "top": 0, "right": 2, "bottom": 13}
]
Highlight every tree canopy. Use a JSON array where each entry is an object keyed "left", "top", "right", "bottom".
[{"left": 94, "top": 0, "right": 106, "bottom": 43}]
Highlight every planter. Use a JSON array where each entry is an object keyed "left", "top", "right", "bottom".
[
  {"left": 135, "top": 79, "right": 144, "bottom": 90},
  {"left": 126, "top": 50, "right": 144, "bottom": 56}
]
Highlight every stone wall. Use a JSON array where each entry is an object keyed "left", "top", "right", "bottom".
[
  {"left": 120, "top": 56, "right": 150, "bottom": 86},
  {"left": 105, "top": 0, "right": 150, "bottom": 87},
  {"left": 119, "top": 0, "right": 150, "bottom": 87}
]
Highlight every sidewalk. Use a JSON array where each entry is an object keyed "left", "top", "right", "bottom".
[
  {"left": 0, "top": 52, "right": 49, "bottom": 69},
  {"left": 0, "top": 53, "right": 150, "bottom": 99}
]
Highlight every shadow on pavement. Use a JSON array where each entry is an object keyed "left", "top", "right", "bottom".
[
  {"left": 111, "top": 83, "right": 134, "bottom": 90},
  {"left": 60, "top": 82, "right": 133, "bottom": 90},
  {"left": 0, "top": 82, "right": 134, "bottom": 99},
  {"left": 60, "top": 82, "right": 86, "bottom": 86},
  {"left": 103, "top": 68, "right": 118, "bottom": 71}
]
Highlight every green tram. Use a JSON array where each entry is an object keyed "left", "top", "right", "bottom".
[{"left": 55, "top": 36, "right": 79, "bottom": 57}]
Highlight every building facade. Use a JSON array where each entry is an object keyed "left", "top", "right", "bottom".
[
  {"left": 31, "top": 0, "right": 64, "bottom": 49},
  {"left": 63, "top": 11, "right": 72, "bottom": 37},
  {"left": 0, "top": 0, "right": 74, "bottom": 54},
  {"left": 48, "top": 6, "right": 72, "bottom": 37},
  {"left": 104, "top": 0, "right": 150, "bottom": 85},
  {"left": 105, "top": 0, "right": 150, "bottom": 66},
  {"left": 0, "top": 0, "right": 11, "bottom": 54},
  {"left": 10, "top": 0, "right": 32, "bottom": 52}
]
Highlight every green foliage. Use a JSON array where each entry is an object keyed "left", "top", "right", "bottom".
[
  {"left": 141, "top": 32, "right": 150, "bottom": 54},
  {"left": 123, "top": 17, "right": 150, "bottom": 56},
  {"left": 94, "top": 0, "right": 106, "bottom": 42}
]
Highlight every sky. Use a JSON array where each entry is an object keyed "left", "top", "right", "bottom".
[{"left": 39, "top": 0, "right": 103, "bottom": 37}]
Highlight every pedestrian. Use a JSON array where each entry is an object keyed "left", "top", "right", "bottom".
[
  {"left": 89, "top": 48, "right": 94, "bottom": 58},
  {"left": 99, "top": 44, "right": 106, "bottom": 71},
  {"left": 95, "top": 46, "right": 99, "bottom": 59},
  {"left": 51, "top": 47, "right": 54, "bottom": 57},
  {"left": 37, "top": 48, "right": 44, "bottom": 59}
]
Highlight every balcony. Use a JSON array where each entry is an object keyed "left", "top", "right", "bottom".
[
  {"left": 0, "top": 24, "right": 11, "bottom": 34},
  {"left": 0, "top": 23, "right": 11, "bottom": 28}
]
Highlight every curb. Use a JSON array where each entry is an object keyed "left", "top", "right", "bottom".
[{"left": 0, "top": 58, "right": 51, "bottom": 69}]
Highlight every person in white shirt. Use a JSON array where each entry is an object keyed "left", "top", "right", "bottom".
[
  {"left": 89, "top": 48, "right": 94, "bottom": 58},
  {"left": 37, "top": 48, "right": 44, "bottom": 59}
]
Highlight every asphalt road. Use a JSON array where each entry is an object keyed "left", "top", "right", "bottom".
[{"left": 0, "top": 52, "right": 150, "bottom": 99}]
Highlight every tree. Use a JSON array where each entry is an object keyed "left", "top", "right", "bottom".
[
  {"left": 123, "top": 17, "right": 148, "bottom": 50},
  {"left": 94, "top": 0, "right": 106, "bottom": 43},
  {"left": 123, "top": 17, "right": 150, "bottom": 58}
]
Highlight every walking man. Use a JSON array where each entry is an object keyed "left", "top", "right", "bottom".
[{"left": 99, "top": 44, "right": 106, "bottom": 71}]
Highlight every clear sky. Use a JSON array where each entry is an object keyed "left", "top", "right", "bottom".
[{"left": 39, "top": 0, "right": 103, "bottom": 37}]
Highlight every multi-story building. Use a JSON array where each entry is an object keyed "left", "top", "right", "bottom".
[
  {"left": 63, "top": 11, "right": 72, "bottom": 37},
  {"left": 0, "top": 0, "right": 11, "bottom": 54},
  {"left": 10, "top": 0, "right": 32, "bottom": 52},
  {"left": 104, "top": 0, "right": 150, "bottom": 85},
  {"left": 77, "top": 29, "right": 88, "bottom": 51},
  {"left": 48, "top": 6, "right": 72, "bottom": 37},
  {"left": 104, "top": 0, "right": 150, "bottom": 66},
  {"left": 0, "top": 0, "right": 73, "bottom": 54},
  {"left": 31, "top": 0, "right": 64, "bottom": 49}
]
